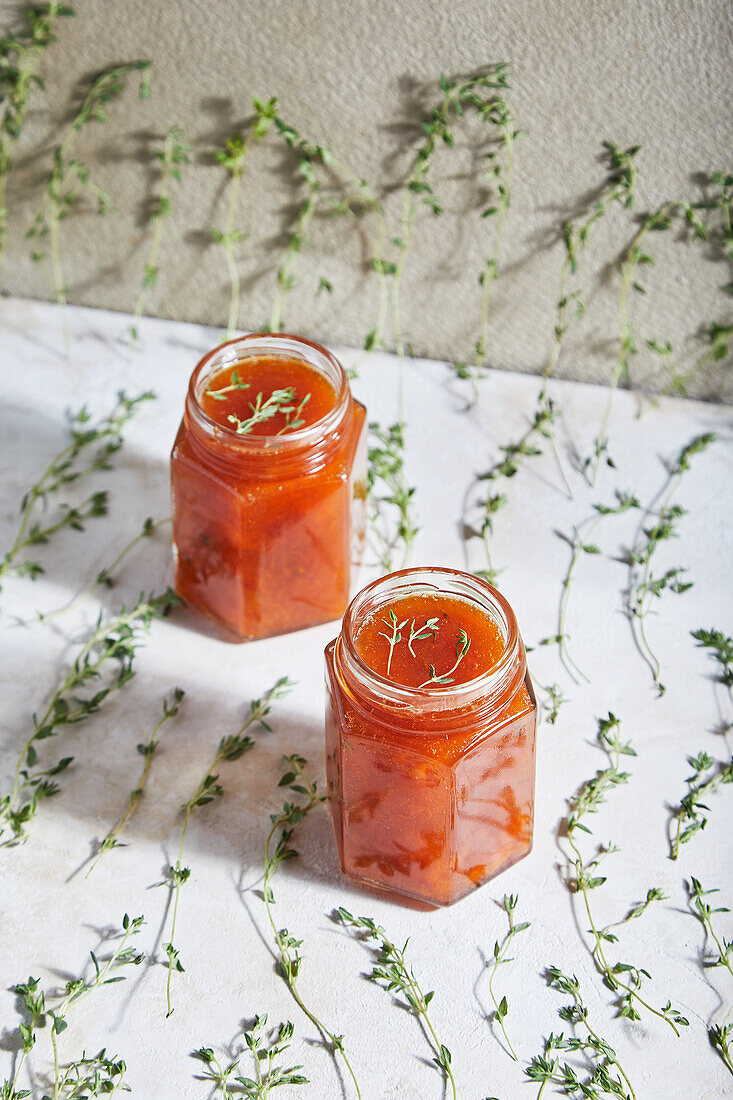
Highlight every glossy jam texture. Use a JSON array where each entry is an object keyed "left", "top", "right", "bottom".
[
  {"left": 354, "top": 593, "right": 505, "bottom": 688},
  {"left": 326, "top": 591, "right": 537, "bottom": 906},
  {"left": 172, "top": 347, "right": 367, "bottom": 640},
  {"left": 201, "top": 355, "right": 337, "bottom": 435}
]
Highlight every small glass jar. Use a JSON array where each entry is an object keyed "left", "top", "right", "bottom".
[
  {"left": 171, "top": 334, "right": 367, "bottom": 640},
  {"left": 324, "top": 567, "right": 537, "bottom": 907}
]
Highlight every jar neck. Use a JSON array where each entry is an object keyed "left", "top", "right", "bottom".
[
  {"left": 333, "top": 568, "right": 528, "bottom": 731},
  {"left": 184, "top": 333, "right": 353, "bottom": 478}
]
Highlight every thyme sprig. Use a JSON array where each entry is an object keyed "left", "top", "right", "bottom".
[
  {"left": 129, "top": 124, "right": 191, "bottom": 345},
  {"left": 212, "top": 97, "right": 277, "bottom": 339},
  {"left": 26, "top": 60, "right": 151, "bottom": 351},
  {"left": 193, "top": 1017, "right": 308, "bottom": 1099},
  {"left": 527, "top": 967, "right": 636, "bottom": 1100},
  {"left": 378, "top": 609, "right": 407, "bottom": 676},
  {"left": 226, "top": 388, "right": 311, "bottom": 436},
  {"left": 469, "top": 398, "right": 559, "bottom": 587},
  {"left": 669, "top": 751, "right": 733, "bottom": 860},
  {"left": 627, "top": 432, "right": 715, "bottom": 694},
  {"left": 408, "top": 615, "right": 440, "bottom": 656},
  {"left": 163, "top": 677, "right": 294, "bottom": 1017},
  {"left": 262, "top": 756, "right": 361, "bottom": 1099},
  {"left": 366, "top": 421, "right": 418, "bottom": 572},
  {"left": 86, "top": 687, "right": 184, "bottom": 877},
  {"left": 3, "top": 913, "right": 143, "bottom": 1100},
  {"left": 484, "top": 893, "right": 530, "bottom": 1060},
  {"left": 542, "top": 491, "right": 640, "bottom": 683},
  {"left": 692, "top": 627, "right": 733, "bottom": 694},
  {"left": 419, "top": 628, "right": 471, "bottom": 687},
  {"left": 688, "top": 877, "right": 733, "bottom": 1076},
  {"left": 586, "top": 189, "right": 726, "bottom": 482},
  {"left": 206, "top": 367, "right": 250, "bottom": 400},
  {"left": 564, "top": 713, "right": 688, "bottom": 1035},
  {"left": 0, "top": 587, "right": 179, "bottom": 846},
  {"left": 0, "top": 390, "right": 155, "bottom": 592},
  {"left": 39, "top": 515, "right": 171, "bottom": 621},
  {"left": 0, "top": 1, "right": 74, "bottom": 273},
  {"left": 336, "top": 908, "right": 457, "bottom": 1100}
]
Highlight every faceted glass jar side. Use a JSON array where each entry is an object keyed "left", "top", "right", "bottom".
[
  {"left": 171, "top": 334, "right": 367, "bottom": 641},
  {"left": 324, "top": 569, "right": 538, "bottom": 907}
]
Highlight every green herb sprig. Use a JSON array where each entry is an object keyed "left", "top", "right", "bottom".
[
  {"left": 484, "top": 893, "right": 530, "bottom": 1060},
  {"left": 26, "top": 60, "right": 151, "bottom": 352},
  {"left": 0, "top": 587, "right": 179, "bottom": 846},
  {"left": 541, "top": 491, "right": 640, "bottom": 683},
  {"left": 193, "top": 1017, "right": 308, "bottom": 1099},
  {"left": 86, "top": 687, "right": 184, "bottom": 876},
  {"left": 688, "top": 877, "right": 733, "bottom": 1076},
  {"left": 0, "top": 390, "right": 155, "bottom": 592},
  {"left": 564, "top": 713, "right": 688, "bottom": 1035},
  {"left": 129, "top": 124, "right": 191, "bottom": 345},
  {"left": 336, "top": 907, "right": 457, "bottom": 1100},
  {"left": 669, "top": 751, "right": 733, "bottom": 860},
  {"left": 39, "top": 514, "right": 171, "bottom": 621},
  {"left": 0, "top": 0, "right": 74, "bottom": 274},
  {"left": 212, "top": 97, "right": 277, "bottom": 339},
  {"left": 262, "top": 756, "right": 361, "bottom": 1098},
  {"left": 527, "top": 967, "right": 636, "bottom": 1099},
  {"left": 225, "top": 388, "right": 311, "bottom": 436},
  {"left": 692, "top": 627, "right": 733, "bottom": 695},
  {"left": 163, "top": 677, "right": 294, "bottom": 1017},
  {"left": 366, "top": 421, "right": 418, "bottom": 573},
  {"left": 2, "top": 913, "right": 143, "bottom": 1100},
  {"left": 627, "top": 432, "right": 715, "bottom": 694},
  {"left": 420, "top": 628, "right": 471, "bottom": 687}
]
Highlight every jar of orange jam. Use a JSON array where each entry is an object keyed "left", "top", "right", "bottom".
[
  {"left": 325, "top": 567, "right": 537, "bottom": 907},
  {"left": 171, "top": 334, "right": 367, "bottom": 640}
]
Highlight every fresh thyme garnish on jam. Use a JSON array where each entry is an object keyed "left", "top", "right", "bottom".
[
  {"left": 200, "top": 355, "right": 339, "bottom": 437},
  {"left": 359, "top": 594, "right": 501, "bottom": 688}
]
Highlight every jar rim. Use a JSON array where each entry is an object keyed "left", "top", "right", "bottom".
[
  {"left": 187, "top": 332, "right": 351, "bottom": 451},
  {"left": 337, "top": 567, "right": 525, "bottom": 711}
]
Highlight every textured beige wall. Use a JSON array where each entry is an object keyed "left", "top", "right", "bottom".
[{"left": 1, "top": 0, "right": 731, "bottom": 398}]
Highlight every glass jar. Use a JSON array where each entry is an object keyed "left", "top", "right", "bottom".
[
  {"left": 324, "top": 567, "right": 537, "bottom": 907},
  {"left": 171, "top": 334, "right": 367, "bottom": 640}
]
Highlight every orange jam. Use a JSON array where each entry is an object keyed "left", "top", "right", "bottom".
[
  {"left": 171, "top": 334, "right": 367, "bottom": 640},
  {"left": 325, "top": 569, "right": 537, "bottom": 907}
]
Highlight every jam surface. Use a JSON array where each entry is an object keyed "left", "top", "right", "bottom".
[
  {"left": 354, "top": 593, "right": 505, "bottom": 688},
  {"left": 200, "top": 354, "right": 337, "bottom": 435}
]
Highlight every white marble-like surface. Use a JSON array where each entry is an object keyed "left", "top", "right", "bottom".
[{"left": 0, "top": 296, "right": 731, "bottom": 1099}]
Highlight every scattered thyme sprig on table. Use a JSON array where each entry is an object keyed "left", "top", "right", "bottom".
[
  {"left": 692, "top": 626, "right": 733, "bottom": 696},
  {"left": 0, "top": 587, "right": 179, "bottom": 846},
  {"left": 586, "top": 183, "right": 729, "bottom": 482},
  {"left": 366, "top": 421, "right": 418, "bottom": 573},
  {"left": 541, "top": 490, "right": 640, "bottom": 683},
  {"left": 262, "top": 755, "right": 361, "bottom": 1099},
  {"left": 163, "top": 677, "right": 294, "bottom": 1017},
  {"left": 336, "top": 908, "right": 457, "bottom": 1100},
  {"left": 0, "top": 0, "right": 73, "bottom": 273},
  {"left": 627, "top": 432, "right": 715, "bottom": 695},
  {"left": 86, "top": 687, "right": 184, "bottom": 876},
  {"left": 226, "top": 388, "right": 311, "bottom": 436},
  {"left": 129, "top": 124, "right": 191, "bottom": 345},
  {"left": 26, "top": 60, "right": 151, "bottom": 352},
  {"left": 468, "top": 398, "right": 559, "bottom": 587},
  {"left": 420, "top": 628, "right": 471, "bottom": 687},
  {"left": 564, "top": 713, "right": 688, "bottom": 1035},
  {"left": 483, "top": 893, "right": 530, "bottom": 1061},
  {"left": 688, "top": 877, "right": 733, "bottom": 1076},
  {"left": 2, "top": 913, "right": 144, "bottom": 1100},
  {"left": 39, "top": 514, "right": 171, "bottom": 621},
  {"left": 193, "top": 1017, "right": 308, "bottom": 1099},
  {"left": 668, "top": 751, "right": 733, "bottom": 860},
  {"left": 526, "top": 967, "right": 636, "bottom": 1100},
  {"left": 0, "top": 390, "right": 155, "bottom": 592},
  {"left": 212, "top": 97, "right": 277, "bottom": 339}
]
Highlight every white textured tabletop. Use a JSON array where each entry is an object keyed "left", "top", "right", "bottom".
[{"left": 1, "top": 297, "right": 731, "bottom": 1099}]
